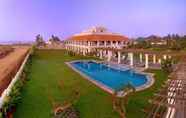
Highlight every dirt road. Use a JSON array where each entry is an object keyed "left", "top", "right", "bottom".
[{"left": 0, "top": 46, "right": 30, "bottom": 95}]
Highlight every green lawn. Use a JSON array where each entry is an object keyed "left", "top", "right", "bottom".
[{"left": 14, "top": 50, "right": 168, "bottom": 118}]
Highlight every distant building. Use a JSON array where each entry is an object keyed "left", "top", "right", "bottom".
[
  {"left": 146, "top": 35, "right": 167, "bottom": 45},
  {"left": 65, "top": 26, "right": 129, "bottom": 54},
  {"left": 133, "top": 35, "right": 167, "bottom": 46}
]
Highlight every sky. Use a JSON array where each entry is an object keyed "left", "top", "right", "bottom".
[{"left": 0, "top": 0, "right": 185, "bottom": 42}]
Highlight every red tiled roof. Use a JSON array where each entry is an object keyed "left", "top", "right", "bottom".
[{"left": 68, "top": 34, "right": 129, "bottom": 41}]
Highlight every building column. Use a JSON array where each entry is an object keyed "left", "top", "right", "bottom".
[
  {"left": 88, "top": 41, "right": 91, "bottom": 46},
  {"left": 77, "top": 47, "right": 79, "bottom": 54},
  {"left": 107, "top": 50, "right": 112, "bottom": 62},
  {"left": 129, "top": 53, "right": 133, "bottom": 66},
  {"left": 73, "top": 46, "right": 76, "bottom": 52},
  {"left": 104, "top": 41, "right": 107, "bottom": 47},
  {"left": 104, "top": 50, "right": 107, "bottom": 58},
  {"left": 76, "top": 47, "right": 78, "bottom": 53},
  {"left": 111, "top": 41, "right": 113, "bottom": 47},
  {"left": 145, "top": 54, "right": 149, "bottom": 69},
  {"left": 97, "top": 41, "right": 100, "bottom": 47},
  {"left": 163, "top": 55, "right": 167, "bottom": 60},
  {"left": 153, "top": 54, "right": 156, "bottom": 64},
  {"left": 116, "top": 41, "right": 119, "bottom": 47},
  {"left": 83, "top": 49, "right": 86, "bottom": 56},
  {"left": 88, "top": 49, "right": 91, "bottom": 53},
  {"left": 79, "top": 47, "right": 81, "bottom": 54},
  {"left": 118, "top": 51, "right": 121, "bottom": 64},
  {"left": 100, "top": 50, "right": 103, "bottom": 59},
  {"left": 140, "top": 53, "right": 143, "bottom": 63},
  {"left": 70, "top": 46, "right": 72, "bottom": 51},
  {"left": 158, "top": 59, "right": 162, "bottom": 64}
]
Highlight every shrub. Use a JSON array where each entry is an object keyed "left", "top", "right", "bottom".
[
  {"left": 86, "top": 51, "right": 97, "bottom": 56},
  {"left": 0, "top": 112, "right": 3, "bottom": 118},
  {"left": 67, "top": 51, "right": 75, "bottom": 56},
  {"left": 53, "top": 106, "right": 80, "bottom": 118},
  {"left": 30, "top": 45, "right": 36, "bottom": 56},
  {"left": 2, "top": 79, "right": 23, "bottom": 115},
  {"left": 50, "top": 84, "right": 81, "bottom": 118},
  {"left": 161, "top": 58, "right": 173, "bottom": 73}
]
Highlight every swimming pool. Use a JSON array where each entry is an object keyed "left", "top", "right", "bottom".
[{"left": 69, "top": 60, "right": 152, "bottom": 92}]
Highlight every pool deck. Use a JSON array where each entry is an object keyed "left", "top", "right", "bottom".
[{"left": 66, "top": 60, "right": 155, "bottom": 97}]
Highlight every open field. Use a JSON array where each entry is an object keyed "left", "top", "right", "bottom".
[
  {"left": 14, "top": 50, "right": 168, "bottom": 118},
  {"left": 0, "top": 46, "right": 14, "bottom": 58},
  {"left": 0, "top": 46, "right": 30, "bottom": 95}
]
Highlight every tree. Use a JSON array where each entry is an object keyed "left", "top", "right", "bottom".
[
  {"left": 161, "top": 58, "right": 173, "bottom": 73},
  {"left": 178, "top": 38, "right": 186, "bottom": 49},
  {"left": 35, "top": 34, "right": 45, "bottom": 47},
  {"left": 49, "top": 35, "right": 61, "bottom": 45},
  {"left": 170, "top": 41, "right": 182, "bottom": 51}
]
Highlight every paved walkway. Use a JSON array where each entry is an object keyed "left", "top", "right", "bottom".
[{"left": 167, "top": 56, "right": 186, "bottom": 118}]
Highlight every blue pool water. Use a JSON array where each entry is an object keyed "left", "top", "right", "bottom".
[{"left": 71, "top": 61, "right": 148, "bottom": 90}]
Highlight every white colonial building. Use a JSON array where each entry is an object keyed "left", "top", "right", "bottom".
[
  {"left": 65, "top": 26, "right": 129, "bottom": 55},
  {"left": 64, "top": 27, "right": 173, "bottom": 70}
]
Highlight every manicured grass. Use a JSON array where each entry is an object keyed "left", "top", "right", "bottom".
[
  {"left": 14, "top": 50, "right": 168, "bottom": 118},
  {"left": 14, "top": 50, "right": 118, "bottom": 118}
]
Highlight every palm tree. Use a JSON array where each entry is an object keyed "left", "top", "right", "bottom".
[
  {"left": 35, "top": 34, "right": 46, "bottom": 47},
  {"left": 112, "top": 83, "right": 136, "bottom": 118},
  {"left": 49, "top": 35, "right": 61, "bottom": 45}
]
